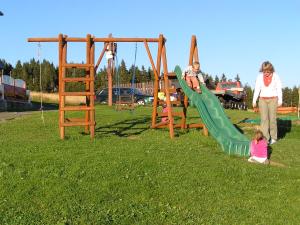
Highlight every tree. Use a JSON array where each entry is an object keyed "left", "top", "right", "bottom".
[
  {"left": 291, "top": 86, "right": 299, "bottom": 107},
  {"left": 96, "top": 68, "right": 107, "bottom": 90},
  {"left": 12, "top": 60, "right": 23, "bottom": 79},
  {"left": 119, "top": 59, "right": 129, "bottom": 84},
  {"left": 234, "top": 74, "right": 241, "bottom": 83},
  {"left": 205, "top": 75, "right": 215, "bottom": 89},
  {"left": 41, "top": 60, "right": 57, "bottom": 92},
  {"left": 282, "top": 87, "right": 291, "bottom": 106},
  {"left": 139, "top": 65, "right": 147, "bottom": 83},
  {"left": 220, "top": 73, "right": 227, "bottom": 82},
  {"left": 214, "top": 75, "right": 219, "bottom": 86},
  {"left": 0, "top": 59, "right": 13, "bottom": 75},
  {"left": 243, "top": 83, "right": 253, "bottom": 108},
  {"left": 147, "top": 67, "right": 154, "bottom": 81}
]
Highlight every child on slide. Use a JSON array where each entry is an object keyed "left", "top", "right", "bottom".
[
  {"left": 248, "top": 130, "right": 269, "bottom": 164},
  {"left": 182, "top": 61, "right": 205, "bottom": 93}
]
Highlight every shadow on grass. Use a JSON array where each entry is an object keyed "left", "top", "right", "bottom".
[
  {"left": 6, "top": 101, "right": 58, "bottom": 112},
  {"left": 95, "top": 116, "right": 152, "bottom": 137},
  {"left": 236, "top": 117, "right": 292, "bottom": 140},
  {"left": 267, "top": 145, "right": 273, "bottom": 160},
  {"left": 277, "top": 119, "right": 292, "bottom": 139},
  {"left": 233, "top": 124, "right": 245, "bottom": 134}
]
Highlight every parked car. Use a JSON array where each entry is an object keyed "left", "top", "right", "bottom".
[{"left": 96, "top": 88, "right": 153, "bottom": 105}]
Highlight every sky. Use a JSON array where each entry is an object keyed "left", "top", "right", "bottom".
[{"left": 1, "top": 0, "right": 299, "bottom": 88}]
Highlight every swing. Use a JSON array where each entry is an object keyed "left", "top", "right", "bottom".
[
  {"left": 115, "top": 42, "right": 138, "bottom": 111},
  {"left": 37, "top": 42, "right": 45, "bottom": 125}
]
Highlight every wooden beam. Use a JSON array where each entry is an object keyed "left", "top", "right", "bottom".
[
  {"left": 85, "top": 34, "right": 91, "bottom": 134},
  {"left": 28, "top": 37, "right": 160, "bottom": 43},
  {"left": 95, "top": 42, "right": 109, "bottom": 73},
  {"left": 90, "top": 36, "right": 95, "bottom": 138},
  {"left": 161, "top": 42, "right": 174, "bottom": 139}
]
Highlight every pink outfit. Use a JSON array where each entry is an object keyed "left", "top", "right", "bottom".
[
  {"left": 161, "top": 107, "right": 168, "bottom": 122},
  {"left": 250, "top": 139, "right": 268, "bottom": 158}
]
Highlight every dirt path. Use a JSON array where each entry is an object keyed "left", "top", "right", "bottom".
[{"left": 0, "top": 111, "right": 33, "bottom": 123}]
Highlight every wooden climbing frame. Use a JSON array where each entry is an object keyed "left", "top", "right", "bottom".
[
  {"left": 151, "top": 35, "right": 208, "bottom": 138},
  {"left": 28, "top": 34, "right": 168, "bottom": 139}
]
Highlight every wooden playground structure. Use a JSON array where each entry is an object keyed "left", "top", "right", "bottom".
[
  {"left": 28, "top": 34, "right": 207, "bottom": 139},
  {"left": 254, "top": 106, "right": 300, "bottom": 114}
]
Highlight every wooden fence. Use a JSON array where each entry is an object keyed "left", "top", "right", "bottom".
[{"left": 114, "top": 81, "right": 154, "bottom": 95}]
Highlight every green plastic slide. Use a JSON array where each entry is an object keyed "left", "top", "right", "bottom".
[{"left": 175, "top": 66, "right": 250, "bottom": 156}]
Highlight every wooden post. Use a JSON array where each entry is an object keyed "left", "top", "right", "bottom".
[
  {"left": 95, "top": 42, "right": 109, "bottom": 73},
  {"left": 189, "top": 35, "right": 208, "bottom": 136},
  {"left": 85, "top": 34, "right": 91, "bottom": 133},
  {"left": 162, "top": 41, "right": 174, "bottom": 138},
  {"left": 150, "top": 35, "right": 163, "bottom": 128},
  {"left": 90, "top": 36, "right": 95, "bottom": 138},
  {"left": 107, "top": 34, "right": 113, "bottom": 107},
  {"left": 58, "top": 34, "right": 66, "bottom": 139}
]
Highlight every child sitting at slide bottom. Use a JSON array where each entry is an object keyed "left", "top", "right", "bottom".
[{"left": 248, "top": 130, "right": 269, "bottom": 164}]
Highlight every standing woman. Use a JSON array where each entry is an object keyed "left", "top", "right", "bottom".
[{"left": 252, "top": 61, "right": 282, "bottom": 144}]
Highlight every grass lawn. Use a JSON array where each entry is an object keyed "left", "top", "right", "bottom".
[{"left": 0, "top": 105, "right": 299, "bottom": 224}]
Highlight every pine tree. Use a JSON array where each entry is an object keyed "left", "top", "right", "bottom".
[
  {"left": 221, "top": 73, "right": 227, "bottom": 82},
  {"left": 0, "top": 59, "right": 13, "bottom": 75},
  {"left": 140, "top": 65, "right": 147, "bottom": 83},
  {"left": 291, "top": 86, "right": 299, "bottom": 107},
  {"left": 234, "top": 74, "right": 241, "bottom": 83},
  {"left": 147, "top": 67, "right": 154, "bottom": 81},
  {"left": 12, "top": 60, "right": 23, "bottom": 79},
  {"left": 243, "top": 83, "right": 253, "bottom": 108},
  {"left": 214, "top": 75, "right": 219, "bottom": 86},
  {"left": 282, "top": 87, "right": 291, "bottom": 106},
  {"left": 119, "top": 60, "right": 128, "bottom": 84}
]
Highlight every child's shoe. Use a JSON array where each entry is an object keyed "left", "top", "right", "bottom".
[
  {"left": 248, "top": 157, "right": 255, "bottom": 163},
  {"left": 196, "top": 88, "right": 202, "bottom": 94}
]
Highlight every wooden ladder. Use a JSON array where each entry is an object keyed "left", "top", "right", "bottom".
[{"left": 58, "top": 34, "right": 95, "bottom": 139}]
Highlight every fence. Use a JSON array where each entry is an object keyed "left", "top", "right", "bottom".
[{"left": 114, "top": 81, "right": 154, "bottom": 95}]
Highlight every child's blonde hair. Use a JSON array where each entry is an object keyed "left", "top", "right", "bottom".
[
  {"left": 254, "top": 130, "right": 264, "bottom": 141},
  {"left": 193, "top": 61, "right": 200, "bottom": 67},
  {"left": 259, "top": 61, "right": 275, "bottom": 73}
]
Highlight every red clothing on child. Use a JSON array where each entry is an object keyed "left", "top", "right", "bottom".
[
  {"left": 250, "top": 139, "right": 268, "bottom": 158},
  {"left": 161, "top": 107, "right": 168, "bottom": 122}
]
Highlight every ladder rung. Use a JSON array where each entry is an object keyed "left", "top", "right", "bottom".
[
  {"left": 161, "top": 88, "right": 177, "bottom": 93},
  {"left": 61, "top": 106, "right": 94, "bottom": 111},
  {"left": 170, "top": 100, "right": 181, "bottom": 104},
  {"left": 162, "top": 72, "right": 177, "bottom": 79},
  {"left": 65, "top": 118, "right": 85, "bottom": 122},
  {"left": 152, "top": 121, "right": 170, "bottom": 128},
  {"left": 187, "top": 123, "right": 205, "bottom": 128},
  {"left": 158, "top": 100, "right": 181, "bottom": 105},
  {"left": 167, "top": 72, "right": 176, "bottom": 77},
  {"left": 62, "top": 63, "right": 94, "bottom": 68},
  {"left": 61, "top": 92, "right": 94, "bottom": 96},
  {"left": 158, "top": 111, "right": 184, "bottom": 117},
  {"left": 62, "top": 121, "right": 95, "bottom": 127},
  {"left": 62, "top": 77, "right": 94, "bottom": 82}
]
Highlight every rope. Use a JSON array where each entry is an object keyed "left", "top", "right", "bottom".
[
  {"left": 37, "top": 42, "right": 45, "bottom": 125},
  {"left": 114, "top": 54, "right": 121, "bottom": 110},
  {"left": 131, "top": 42, "right": 138, "bottom": 96}
]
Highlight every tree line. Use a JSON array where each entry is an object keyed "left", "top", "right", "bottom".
[
  {"left": 1, "top": 59, "right": 299, "bottom": 108},
  {"left": 0, "top": 59, "right": 154, "bottom": 92}
]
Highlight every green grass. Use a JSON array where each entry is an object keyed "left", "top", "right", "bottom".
[{"left": 0, "top": 105, "right": 299, "bottom": 224}]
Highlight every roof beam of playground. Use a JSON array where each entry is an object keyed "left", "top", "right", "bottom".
[{"left": 28, "top": 36, "right": 161, "bottom": 43}]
